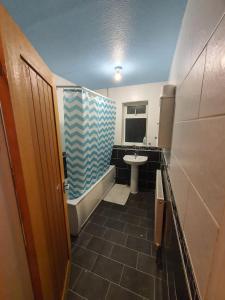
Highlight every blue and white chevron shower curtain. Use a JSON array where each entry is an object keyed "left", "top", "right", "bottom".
[{"left": 63, "top": 88, "right": 116, "bottom": 199}]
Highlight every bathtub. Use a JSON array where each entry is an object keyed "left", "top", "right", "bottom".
[{"left": 67, "top": 165, "right": 116, "bottom": 236}]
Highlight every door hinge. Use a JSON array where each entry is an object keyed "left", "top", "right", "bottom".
[{"left": 63, "top": 181, "right": 69, "bottom": 193}]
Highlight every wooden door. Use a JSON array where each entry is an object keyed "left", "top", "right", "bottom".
[
  {"left": 0, "top": 109, "right": 34, "bottom": 300},
  {"left": 0, "top": 5, "right": 70, "bottom": 300}
]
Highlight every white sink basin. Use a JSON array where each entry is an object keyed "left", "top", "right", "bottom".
[
  {"left": 123, "top": 155, "right": 148, "bottom": 166},
  {"left": 123, "top": 155, "right": 148, "bottom": 194}
]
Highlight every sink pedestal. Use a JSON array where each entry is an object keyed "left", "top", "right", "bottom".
[
  {"left": 130, "top": 165, "right": 139, "bottom": 194},
  {"left": 123, "top": 155, "right": 148, "bottom": 195}
]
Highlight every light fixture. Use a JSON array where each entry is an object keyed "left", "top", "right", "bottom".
[{"left": 114, "top": 66, "right": 123, "bottom": 81}]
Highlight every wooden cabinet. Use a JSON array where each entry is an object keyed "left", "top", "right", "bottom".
[
  {"left": 158, "top": 85, "right": 175, "bottom": 149},
  {"left": 0, "top": 5, "right": 70, "bottom": 300}
]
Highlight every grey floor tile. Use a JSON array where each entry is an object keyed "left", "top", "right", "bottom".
[
  {"left": 110, "top": 244, "right": 137, "bottom": 268},
  {"left": 155, "top": 278, "right": 169, "bottom": 300},
  {"left": 137, "top": 253, "right": 163, "bottom": 279},
  {"left": 151, "top": 244, "right": 157, "bottom": 258},
  {"left": 146, "top": 210, "right": 154, "bottom": 220},
  {"left": 126, "top": 199, "right": 140, "bottom": 208},
  {"left": 106, "top": 283, "right": 142, "bottom": 300},
  {"left": 124, "top": 223, "right": 148, "bottom": 239},
  {"left": 94, "top": 205, "right": 106, "bottom": 216},
  {"left": 126, "top": 206, "right": 148, "bottom": 217},
  {"left": 102, "top": 208, "right": 122, "bottom": 220},
  {"left": 75, "top": 232, "right": 92, "bottom": 248},
  {"left": 99, "top": 200, "right": 113, "bottom": 208},
  {"left": 104, "top": 218, "right": 125, "bottom": 232},
  {"left": 139, "top": 217, "right": 154, "bottom": 229},
  {"left": 92, "top": 255, "right": 123, "bottom": 283},
  {"left": 120, "top": 213, "right": 141, "bottom": 226},
  {"left": 72, "top": 246, "right": 97, "bottom": 270},
  {"left": 86, "top": 236, "right": 113, "bottom": 256},
  {"left": 137, "top": 200, "right": 154, "bottom": 209},
  {"left": 68, "top": 191, "right": 168, "bottom": 300},
  {"left": 126, "top": 235, "right": 151, "bottom": 255},
  {"left": 69, "top": 264, "right": 83, "bottom": 289},
  {"left": 103, "top": 228, "right": 127, "bottom": 245},
  {"left": 120, "top": 266, "right": 154, "bottom": 299},
  {"left": 74, "top": 270, "right": 109, "bottom": 300},
  {"left": 147, "top": 229, "right": 154, "bottom": 242},
  {"left": 70, "top": 235, "right": 77, "bottom": 245},
  {"left": 66, "top": 290, "right": 86, "bottom": 300},
  {"left": 110, "top": 203, "right": 128, "bottom": 213},
  {"left": 90, "top": 214, "right": 107, "bottom": 226},
  {"left": 84, "top": 222, "right": 106, "bottom": 237}
]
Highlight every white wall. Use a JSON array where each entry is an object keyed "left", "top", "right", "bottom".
[
  {"left": 96, "top": 82, "right": 166, "bottom": 147},
  {"left": 54, "top": 74, "right": 76, "bottom": 150}
]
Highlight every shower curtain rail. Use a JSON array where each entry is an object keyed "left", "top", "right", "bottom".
[
  {"left": 56, "top": 85, "right": 110, "bottom": 99},
  {"left": 56, "top": 85, "right": 81, "bottom": 88}
]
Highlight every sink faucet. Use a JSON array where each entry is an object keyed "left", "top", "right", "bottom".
[{"left": 134, "top": 146, "right": 138, "bottom": 158}]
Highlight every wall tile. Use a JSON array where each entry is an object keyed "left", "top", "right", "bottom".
[
  {"left": 175, "top": 49, "right": 206, "bottom": 122},
  {"left": 172, "top": 116, "right": 225, "bottom": 225},
  {"left": 169, "top": 2, "right": 225, "bottom": 299},
  {"left": 169, "top": 0, "right": 225, "bottom": 85},
  {"left": 206, "top": 208, "right": 225, "bottom": 300},
  {"left": 200, "top": 16, "right": 225, "bottom": 117},
  {"left": 112, "top": 149, "right": 118, "bottom": 159},
  {"left": 169, "top": 155, "right": 189, "bottom": 227},
  {"left": 183, "top": 184, "right": 219, "bottom": 299}
]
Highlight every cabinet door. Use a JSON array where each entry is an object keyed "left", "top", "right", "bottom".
[
  {"left": 158, "top": 97, "right": 175, "bottom": 149},
  {"left": 0, "top": 5, "right": 70, "bottom": 300}
]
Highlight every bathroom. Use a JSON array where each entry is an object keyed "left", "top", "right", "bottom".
[{"left": 0, "top": 1, "right": 225, "bottom": 300}]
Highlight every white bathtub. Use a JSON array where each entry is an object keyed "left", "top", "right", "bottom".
[{"left": 67, "top": 165, "right": 116, "bottom": 236}]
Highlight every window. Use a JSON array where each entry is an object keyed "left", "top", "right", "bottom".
[{"left": 123, "top": 102, "right": 148, "bottom": 145}]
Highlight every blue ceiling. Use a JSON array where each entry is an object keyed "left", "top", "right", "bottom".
[{"left": 2, "top": 0, "right": 186, "bottom": 89}]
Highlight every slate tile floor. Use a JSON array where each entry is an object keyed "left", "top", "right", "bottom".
[{"left": 67, "top": 191, "right": 168, "bottom": 300}]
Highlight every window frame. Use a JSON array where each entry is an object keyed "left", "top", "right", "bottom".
[{"left": 122, "top": 101, "right": 148, "bottom": 146}]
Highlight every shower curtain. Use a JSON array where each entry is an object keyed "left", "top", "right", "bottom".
[{"left": 63, "top": 87, "right": 116, "bottom": 199}]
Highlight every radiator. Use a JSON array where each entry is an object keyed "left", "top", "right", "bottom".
[{"left": 154, "top": 170, "right": 165, "bottom": 247}]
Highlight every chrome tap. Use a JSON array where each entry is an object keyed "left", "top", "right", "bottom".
[{"left": 134, "top": 146, "right": 138, "bottom": 158}]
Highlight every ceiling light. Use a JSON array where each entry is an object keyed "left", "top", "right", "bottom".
[{"left": 114, "top": 66, "right": 123, "bottom": 81}]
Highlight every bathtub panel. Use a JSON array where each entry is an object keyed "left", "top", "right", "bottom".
[{"left": 68, "top": 166, "right": 116, "bottom": 235}]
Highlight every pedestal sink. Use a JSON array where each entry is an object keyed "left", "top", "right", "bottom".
[{"left": 123, "top": 155, "right": 148, "bottom": 194}]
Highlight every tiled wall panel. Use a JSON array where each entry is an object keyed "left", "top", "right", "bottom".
[
  {"left": 206, "top": 208, "right": 225, "bottom": 299},
  {"left": 183, "top": 184, "right": 219, "bottom": 299},
  {"left": 168, "top": 155, "right": 189, "bottom": 227},
  {"left": 173, "top": 117, "right": 225, "bottom": 225},
  {"left": 200, "top": 16, "right": 225, "bottom": 117},
  {"left": 170, "top": 11, "right": 225, "bottom": 300},
  {"left": 175, "top": 49, "right": 206, "bottom": 122}
]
